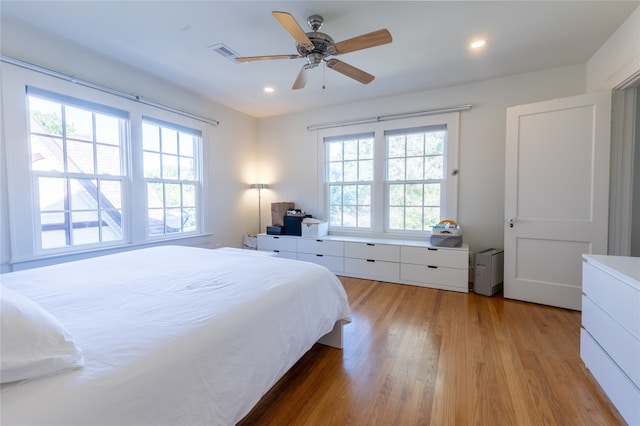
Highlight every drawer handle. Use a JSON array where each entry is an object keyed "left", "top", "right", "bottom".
[
  {"left": 428, "top": 265, "right": 438, "bottom": 269},
  {"left": 427, "top": 247, "right": 438, "bottom": 251},
  {"left": 316, "top": 254, "right": 324, "bottom": 257},
  {"left": 366, "top": 243, "right": 375, "bottom": 246},
  {"left": 367, "top": 259, "right": 375, "bottom": 263},
  {"left": 273, "top": 236, "right": 280, "bottom": 239},
  {"left": 316, "top": 239, "right": 323, "bottom": 242},
  {"left": 273, "top": 250, "right": 280, "bottom": 253}
]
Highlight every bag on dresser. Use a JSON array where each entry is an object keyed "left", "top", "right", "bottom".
[{"left": 271, "top": 202, "right": 294, "bottom": 227}]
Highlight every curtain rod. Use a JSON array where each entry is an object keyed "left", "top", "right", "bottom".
[
  {"left": 1, "top": 55, "right": 220, "bottom": 127},
  {"left": 307, "top": 104, "right": 472, "bottom": 131}
]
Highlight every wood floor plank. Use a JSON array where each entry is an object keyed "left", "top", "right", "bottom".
[{"left": 238, "top": 277, "right": 626, "bottom": 425}]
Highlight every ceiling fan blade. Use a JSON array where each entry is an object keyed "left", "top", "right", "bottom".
[
  {"left": 235, "top": 54, "right": 299, "bottom": 63},
  {"left": 326, "top": 59, "right": 375, "bottom": 84},
  {"left": 272, "top": 11, "right": 315, "bottom": 51},
  {"left": 332, "top": 29, "right": 392, "bottom": 55},
  {"left": 292, "top": 65, "right": 310, "bottom": 90}
]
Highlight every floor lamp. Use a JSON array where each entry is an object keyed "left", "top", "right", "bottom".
[{"left": 251, "top": 184, "right": 268, "bottom": 233}]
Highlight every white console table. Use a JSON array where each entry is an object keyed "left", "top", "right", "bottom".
[
  {"left": 257, "top": 234, "right": 469, "bottom": 293},
  {"left": 581, "top": 254, "right": 640, "bottom": 425}
]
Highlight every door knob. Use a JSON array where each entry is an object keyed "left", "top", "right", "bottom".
[{"left": 507, "top": 218, "right": 515, "bottom": 228}]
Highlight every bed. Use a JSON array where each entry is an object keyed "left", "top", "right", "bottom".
[{"left": 0, "top": 245, "right": 351, "bottom": 425}]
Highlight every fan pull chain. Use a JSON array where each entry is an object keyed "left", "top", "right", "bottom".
[{"left": 322, "top": 61, "right": 326, "bottom": 90}]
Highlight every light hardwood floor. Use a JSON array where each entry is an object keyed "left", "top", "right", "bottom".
[{"left": 239, "top": 277, "right": 625, "bottom": 425}]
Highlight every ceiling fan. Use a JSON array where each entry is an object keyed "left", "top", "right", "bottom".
[{"left": 235, "top": 11, "right": 392, "bottom": 90}]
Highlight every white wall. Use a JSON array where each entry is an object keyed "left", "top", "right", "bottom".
[
  {"left": 256, "top": 65, "right": 586, "bottom": 254},
  {"left": 0, "top": 20, "right": 259, "bottom": 271},
  {"left": 587, "top": 5, "right": 640, "bottom": 91}
]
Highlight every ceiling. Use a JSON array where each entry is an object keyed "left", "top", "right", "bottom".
[{"left": 1, "top": 1, "right": 638, "bottom": 118}]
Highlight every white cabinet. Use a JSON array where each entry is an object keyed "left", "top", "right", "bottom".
[
  {"left": 344, "top": 257, "right": 400, "bottom": 282},
  {"left": 344, "top": 241, "right": 400, "bottom": 282},
  {"left": 400, "top": 246, "right": 469, "bottom": 292},
  {"left": 297, "top": 253, "right": 344, "bottom": 273},
  {"left": 297, "top": 238, "right": 344, "bottom": 257},
  {"left": 344, "top": 242, "right": 400, "bottom": 262},
  {"left": 256, "top": 235, "right": 297, "bottom": 259},
  {"left": 401, "top": 246, "right": 467, "bottom": 268},
  {"left": 581, "top": 255, "right": 640, "bottom": 426},
  {"left": 297, "top": 238, "right": 344, "bottom": 274},
  {"left": 257, "top": 234, "right": 469, "bottom": 292}
]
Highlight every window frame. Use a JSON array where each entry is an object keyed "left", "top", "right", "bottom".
[
  {"left": 2, "top": 65, "right": 211, "bottom": 264},
  {"left": 385, "top": 124, "right": 448, "bottom": 234},
  {"left": 317, "top": 113, "right": 460, "bottom": 237},
  {"left": 27, "top": 86, "right": 130, "bottom": 251},
  {"left": 142, "top": 116, "right": 203, "bottom": 238},
  {"left": 324, "top": 132, "right": 375, "bottom": 229}
]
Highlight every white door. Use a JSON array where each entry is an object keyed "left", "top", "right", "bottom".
[{"left": 504, "top": 91, "right": 611, "bottom": 310}]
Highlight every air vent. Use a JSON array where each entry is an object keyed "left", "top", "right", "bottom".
[{"left": 209, "top": 43, "right": 240, "bottom": 63}]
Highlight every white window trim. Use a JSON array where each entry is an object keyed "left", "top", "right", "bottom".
[
  {"left": 316, "top": 113, "right": 459, "bottom": 238},
  {"left": 324, "top": 131, "right": 375, "bottom": 229},
  {"left": 141, "top": 116, "right": 203, "bottom": 238},
  {"left": 27, "top": 86, "right": 131, "bottom": 251},
  {"left": 2, "top": 63, "right": 212, "bottom": 265}
]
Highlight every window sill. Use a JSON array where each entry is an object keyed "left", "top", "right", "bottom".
[{"left": 9, "top": 234, "right": 213, "bottom": 272}]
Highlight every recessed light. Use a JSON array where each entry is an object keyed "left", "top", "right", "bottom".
[
  {"left": 471, "top": 39, "right": 486, "bottom": 49},
  {"left": 264, "top": 87, "right": 275, "bottom": 93}
]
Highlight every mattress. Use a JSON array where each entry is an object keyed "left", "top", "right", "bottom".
[{"left": 0, "top": 246, "right": 351, "bottom": 425}]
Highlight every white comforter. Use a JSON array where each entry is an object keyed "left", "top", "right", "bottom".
[{"left": 0, "top": 246, "right": 351, "bottom": 425}]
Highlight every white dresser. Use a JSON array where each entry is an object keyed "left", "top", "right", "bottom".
[
  {"left": 257, "top": 234, "right": 469, "bottom": 293},
  {"left": 581, "top": 255, "right": 640, "bottom": 426},
  {"left": 297, "top": 237, "right": 345, "bottom": 273}
]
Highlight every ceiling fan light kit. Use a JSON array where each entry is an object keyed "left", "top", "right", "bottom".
[{"left": 236, "top": 11, "right": 392, "bottom": 90}]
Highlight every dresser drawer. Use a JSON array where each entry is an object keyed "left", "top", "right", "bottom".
[
  {"left": 400, "top": 263, "right": 468, "bottom": 290},
  {"left": 268, "top": 250, "right": 296, "bottom": 260},
  {"left": 583, "top": 262, "right": 640, "bottom": 337},
  {"left": 344, "top": 258, "right": 399, "bottom": 282},
  {"left": 257, "top": 235, "right": 297, "bottom": 252},
  {"left": 297, "top": 253, "right": 343, "bottom": 273},
  {"left": 582, "top": 296, "right": 640, "bottom": 388},
  {"left": 401, "top": 245, "right": 467, "bottom": 268},
  {"left": 297, "top": 238, "right": 344, "bottom": 256},
  {"left": 344, "top": 242, "right": 400, "bottom": 262},
  {"left": 581, "top": 328, "right": 640, "bottom": 426}
]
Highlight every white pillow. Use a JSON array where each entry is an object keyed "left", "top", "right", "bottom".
[{"left": 1, "top": 285, "right": 84, "bottom": 383}]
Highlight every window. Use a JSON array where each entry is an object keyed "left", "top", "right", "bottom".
[
  {"left": 325, "top": 133, "right": 374, "bottom": 228},
  {"left": 15, "top": 83, "right": 207, "bottom": 259},
  {"left": 386, "top": 125, "right": 446, "bottom": 231},
  {"left": 27, "top": 87, "right": 128, "bottom": 249},
  {"left": 142, "top": 118, "right": 200, "bottom": 236},
  {"left": 320, "top": 114, "right": 459, "bottom": 236}
]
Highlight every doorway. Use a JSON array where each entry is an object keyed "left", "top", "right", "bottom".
[
  {"left": 504, "top": 92, "right": 611, "bottom": 310},
  {"left": 609, "top": 84, "right": 639, "bottom": 256}
]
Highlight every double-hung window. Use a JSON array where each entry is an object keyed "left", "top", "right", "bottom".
[
  {"left": 15, "top": 81, "right": 207, "bottom": 260},
  {"left": 386, "top": 125, "right": 446, "bottom": 232},
  {"left": 325, "top": 133, "right": 374, "bottom": 228},
  {"left": 27, "top": 87, "right": 128, "bottom": 249},
  {"left": 142, "top": 118, "right": 200, "bottom": 236},
  {"left": 320, "top": 113, "right": 459, "bottom": 236}
]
